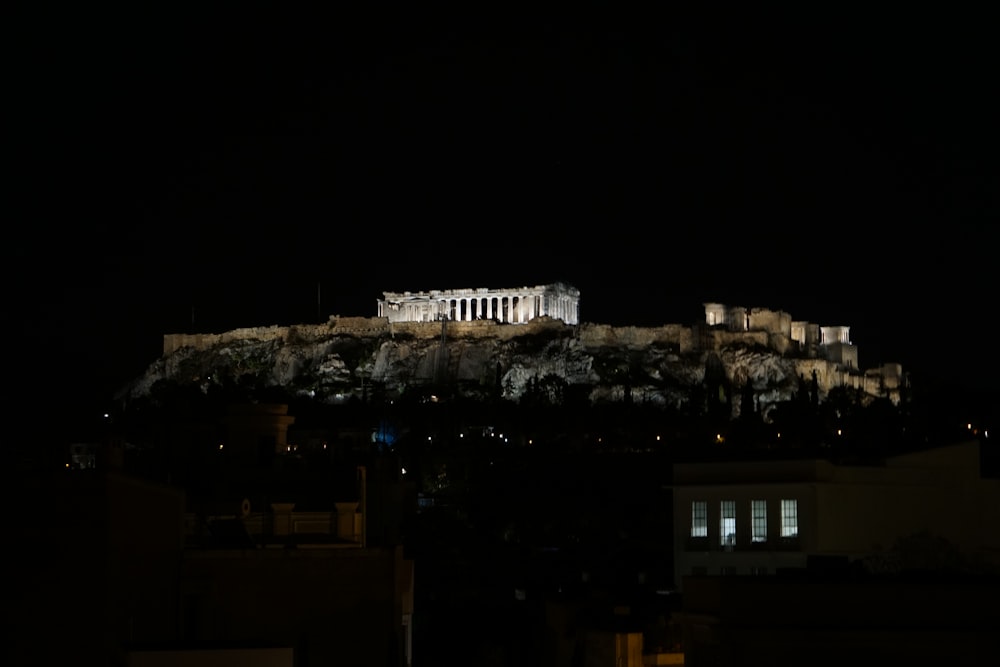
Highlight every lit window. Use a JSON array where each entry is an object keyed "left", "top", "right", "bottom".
[
  {"left": 691, "top": 501, "right": 707, "bottom": 537},
  {"left": 781, "top": 499, "right": 798, "bottom": 537},
  {"left": 720, "top": 500, "right": 736, "bottom": 547},
  {"left": 751, "top": 500, "right": 767, "bottom": 543}
]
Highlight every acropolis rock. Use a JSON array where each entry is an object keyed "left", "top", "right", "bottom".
[{"left": 123, "top": 285, "right": 905, "bottom": 421}]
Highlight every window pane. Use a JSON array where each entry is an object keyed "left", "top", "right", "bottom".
[
  {"left": 751, "top": 500, "right": 767, "bottom": 543},
  {"left": 691, "top": 501, "right": 707, "bottom": 537},
  {"left": 720, "top": 500, "right": 736, "bottom": 546},
  {"left": 781, "top": 499, "right": 798, "bottom": 537}
]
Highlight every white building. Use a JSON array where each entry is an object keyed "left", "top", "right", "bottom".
[{"left": 671, "top": 440, "right": 1000, "bottom": 591}]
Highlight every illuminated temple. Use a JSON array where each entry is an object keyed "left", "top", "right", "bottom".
[{"left": 377, "top": 282, "right": 580, "bottom": 325}]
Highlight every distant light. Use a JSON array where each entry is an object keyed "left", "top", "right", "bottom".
[
  {"left": 968, "top": 423, "right": 973, "bottom": 430},
  {"left": 401, "top": 467, "right": 407, "bottom": 475},
  {"left": 65, "top": 463, "right": 69, "bottom": 468},
  {"left": 528, "top": 439, "right": 533, "bottom": 445},
  {"left": 656, "top": 435, "right": 661, "bottom": 441},
  {"left": 427, "top": 436, "right": 432, "bottom": 441},
  {"left": 219, "top": 444, "right": 224, "bottom": 450},
  {"left": 837, "top": 429, "right": 842, "bottom": 436}
]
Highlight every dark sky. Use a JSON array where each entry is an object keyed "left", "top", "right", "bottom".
[{"left": 11, "top": 6, "right": 998, "bottom": 420}]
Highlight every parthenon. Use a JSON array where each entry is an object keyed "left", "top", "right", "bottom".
[{"left": 377, "top": 283, "right": 580, "bottom": 325}]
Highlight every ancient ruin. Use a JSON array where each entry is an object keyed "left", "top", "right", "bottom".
[
  {"left": 377, "top": 282, "right": 580, "bottom": 325},
  {"left": 145, "top": 286, "right": 907, "bottom": 414}
]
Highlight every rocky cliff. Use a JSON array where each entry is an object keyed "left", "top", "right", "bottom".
[{"left": 122, "top": 315, "right": 890, "bottom": 421}]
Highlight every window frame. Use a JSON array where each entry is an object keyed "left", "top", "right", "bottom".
[
  {"left": 780, "top": 499, "right": 798, "bottom": 538},
  {"left": 690, "top": 500, "right": 708, "bottom": 538},
  {"left": 720, "top": 500, "right": 736, "bottom": 548},
  {"left": 751, "top": 499, "right": 767, "bottom": 543}
]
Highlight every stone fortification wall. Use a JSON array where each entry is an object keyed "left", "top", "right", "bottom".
[
  {"left": 163, "top": 326, "right": 290, "bottom": 356},
  {"left": 705, "top": 330, "right": 772, "bottom": 351},
  {"left": 749, "top": 308, "right": 792, "bottom": 337},
  {"left": 163, "top": 318, "right": 392, "bottom": 355},
  {"left": 577, "top": 323, "right": 686, "bottom": 349},
  {"left": 385, "top": 317, "right": 571, "bottom": 341},
  {"left": 163, "top": 317, "right": 692, "bottom": 355},
  {"left": 325, "top": 317, "right": 391, "bottom": 336}
]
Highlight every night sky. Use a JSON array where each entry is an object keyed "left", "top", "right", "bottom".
[{"left": 11, "top": 6, "right": 997, "bottom": 424}]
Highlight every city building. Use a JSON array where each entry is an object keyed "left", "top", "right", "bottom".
[{"left": 672, "top": 438, "right": 1000, "bottom": 587}]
